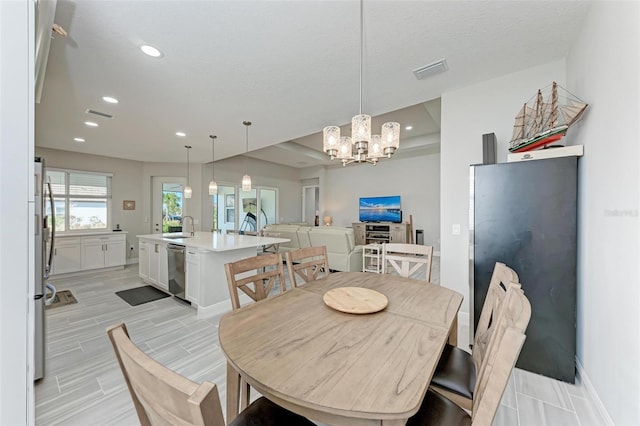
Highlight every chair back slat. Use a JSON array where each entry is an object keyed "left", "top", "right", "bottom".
[
  {"left": 285, "top": 246, "right": 330, "bottom": 286},
  {"left": 471, "top": 288, "right": 531, "bottom": 425},
  {"left": 107, "top": 323, "right": 224, "bottom": 426},
  {"left": 473, "top": 262, "right": 521, "bottom": 369},
  {"left": 224, "top": 252, "right": 286, "bottom": 310},
  {"left": 382, "top": 243, "right": 434, "bottom": 282}
]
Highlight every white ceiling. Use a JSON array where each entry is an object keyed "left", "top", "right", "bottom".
[{"left": 35, "top": 0, "right": 592, "bottom": 167}]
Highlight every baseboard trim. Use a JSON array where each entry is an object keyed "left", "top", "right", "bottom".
[
  {"left": 575, "top": 357, "right": 614, "bottom": 425},
  {"left": 48, "top": 265, "right": 124, "bottom": 280},
  {"left": 126, "top": 258, "right": 139, "bottom": 265},
  {"left": 197, "top": 300, "right": 231, "bottom": 319},
  {"left": 458, "top": 311, "right": 469, "bottom": 327},
  {"left": 196, "top": 293, "right": 252, "bottom": 319}
]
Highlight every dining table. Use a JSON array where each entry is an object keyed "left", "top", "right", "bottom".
[{"left": 219, "top": 271, "right": 463, "bottom": 426}]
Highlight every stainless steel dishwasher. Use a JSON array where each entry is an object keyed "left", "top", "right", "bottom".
[{"left": 167, "top": 244, "right": 186, "bottom": 299}]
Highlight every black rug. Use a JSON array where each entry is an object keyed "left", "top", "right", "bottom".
[{"left": 116, "top": 285, "right": 170, "bottom": 306}]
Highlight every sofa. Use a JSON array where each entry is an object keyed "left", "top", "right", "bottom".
[{"left": 261, "top": 224, "right": 363, "bottom": 272}]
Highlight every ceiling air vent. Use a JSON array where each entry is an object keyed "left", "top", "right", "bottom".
[
  {"left": 412, "top": 59, "right": 448, "bottom": 80},
  {"left": 85, "top": 109, "right": 113, "bottom": 119}
]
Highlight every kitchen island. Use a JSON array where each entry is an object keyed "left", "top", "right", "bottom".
[{"left": 137, "top": 232, "right": 289, "bottom": 318}]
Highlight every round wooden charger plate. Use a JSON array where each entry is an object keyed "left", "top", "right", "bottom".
[{"left": 323, "top": 287, "right": 388, "bottom": 314}]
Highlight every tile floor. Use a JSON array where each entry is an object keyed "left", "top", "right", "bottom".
[{"left": 36, "top": 260, "right": 607, "bottom": 425}]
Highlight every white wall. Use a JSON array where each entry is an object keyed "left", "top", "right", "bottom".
[
  {"left": 440, "top": 59, "right": 565, "bottom": 313},
  {"left": 323, "top": 152, "right": 441, "bottom": 249},
  {"left": 203, "top": 156, "right": 303, "bottom": 225},
  {"left": 0, "top": 0, "right": 32, "bottom": 423},
  {"left": 142, "top": 161, "right": 202, "bottom": 235},
  {"left": 566, "top": 2, "right": 639, "bottom": 424},
  {"left": 36, "top": 148, "right": 146, "bottom": 257}
]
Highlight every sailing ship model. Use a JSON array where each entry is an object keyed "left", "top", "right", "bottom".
[{"left": 509, "top": 82, "right": 588, "bottom": 153}]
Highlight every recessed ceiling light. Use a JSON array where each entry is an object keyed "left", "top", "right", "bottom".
[
  {"left": 405, "top": 126, "right": 413, "bottom": 131},
  {"left": 102, "top": 96, "right": 118, "bottom": 104},
  {"left": 74, "top": 137, "right": 85, "bottom": 143},
  {"left": 176, "top": 131, "right": 186, "bottom": 137},
  {"left": 84, "top": 121, "right": 98, "bottom": 127},
  {"left": 140, "top": 44, "right": 162, "bottom": 58}
]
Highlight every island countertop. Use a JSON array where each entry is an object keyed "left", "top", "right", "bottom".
[{"left": 136, "top": 232, "right": 289, "bottom": 252}]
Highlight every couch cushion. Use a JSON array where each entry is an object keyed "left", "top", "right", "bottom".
[
  {"left": 296, "top": 226, "right": 313, "bottom": 248},
  {"left": 262, "top": 225, "right": 301, "bottom": 251},
  {"left": 308, "top": 228, "right": 352, "bottom": 254}
]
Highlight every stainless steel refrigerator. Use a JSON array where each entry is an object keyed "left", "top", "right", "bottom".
[
  {"left": 470, "top": 156, "right": 578, "bottom": 383},
  {"left": 34, "top": 157, "right": 56, "bottom": 380}
]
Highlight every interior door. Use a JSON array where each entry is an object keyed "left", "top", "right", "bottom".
[
  {"left": 152, "top": 176, "right": 186, "bottom": 233},
  {"left": 302, "top": 185, "right": 319, "bottom": 225}
]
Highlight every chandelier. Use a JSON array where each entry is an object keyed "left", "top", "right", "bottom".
[{"left": 322, "top": 0, "right": 399, "bottom": 166}]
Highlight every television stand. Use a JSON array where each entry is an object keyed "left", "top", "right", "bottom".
[{"left": 352, "top": 222, "right": 410, "bottom": 245}]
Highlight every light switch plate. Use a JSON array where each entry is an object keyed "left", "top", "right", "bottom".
[{"left": 452, "top": 224, "right": 461, "bottom": 236}]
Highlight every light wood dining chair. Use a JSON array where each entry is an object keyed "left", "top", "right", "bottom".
[
  {"left": 407, "top": 287, "right": 531, "bottom": 426},
  {"left": 224, "top": 252, "right": 286, "bottom": 311},
  {"left": 107, "top": 322, "right": 314, "bottom": 426},
  {"left": 382, "top": 243, "right": 434, "bottom": 282},
  {"left": 284, "top": 245, "right": 330, "bottom": 287},
  {"left": 224, "top": 252, "right": 287, "bottom": 411},
  {"left": 429, "top": 262, "right": 520, "bottom": 410}
]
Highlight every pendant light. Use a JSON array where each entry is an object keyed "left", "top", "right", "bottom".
[
  {"left": 184, "top": 145, "right": 192, "bottom": 199},
  {"left": 208, "top": 135, "right": 218, "bottom": 195},
  {"left": 242, "top": 121, "right": 252, "bottom": 191},
  {"left": 322, "top": 0, "right": 400, "bottom": 166}
]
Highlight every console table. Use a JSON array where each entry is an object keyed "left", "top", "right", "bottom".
[{"left": 352, "top": 222, "right": 410, "bottom": 245}]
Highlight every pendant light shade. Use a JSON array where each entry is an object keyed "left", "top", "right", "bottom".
[
  {"left": 242, "top": 174, "right": 251, "bottom": 192},
  {"left": 242, "top": 121, "right": 252, "bottom": 191},
  {"left": 208, "top": 135, "right": 218, "bottom": 195},
  {"left": 184, "top": 145, "right": 192, "bottom": 199}
]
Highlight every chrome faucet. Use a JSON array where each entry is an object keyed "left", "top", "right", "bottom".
[{"left": 182, "top": 215, "right": 195, "bottom": 236}]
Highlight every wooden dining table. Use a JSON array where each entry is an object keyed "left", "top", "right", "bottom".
[{"left": 219, "top": 271, "right": 463, "bottom": 426}]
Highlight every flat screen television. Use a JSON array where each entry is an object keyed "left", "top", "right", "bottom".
[{"left": 359, "top": 195, "right": 402, "bottom": 223}]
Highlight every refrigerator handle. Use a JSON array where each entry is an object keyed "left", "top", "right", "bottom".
[{"left": 45, "top": 181, "right": 55, "bottom": 278}]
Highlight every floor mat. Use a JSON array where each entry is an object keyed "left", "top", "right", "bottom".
[
  {"left": 116, "top": 285, "right": 170, "bottom": 306},
  {"left": 46, "top": 290, "right": 77, "bottom": 309}
]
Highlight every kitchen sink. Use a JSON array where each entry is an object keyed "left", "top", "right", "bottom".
[{"left": 163, "top": 235, "right": 191, "bottom": 239}]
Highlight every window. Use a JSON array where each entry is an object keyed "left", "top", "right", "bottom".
[{"left": 46, "top": 169, "right": 112, "bottom": 233}]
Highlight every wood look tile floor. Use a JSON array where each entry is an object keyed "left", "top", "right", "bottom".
[{"left": 36, "top": 260, "right": 607, "bottom": 426}]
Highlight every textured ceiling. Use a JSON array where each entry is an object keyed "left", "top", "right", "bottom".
[{"left": 35, "top": 1, "right": 592, "bottom": 166}]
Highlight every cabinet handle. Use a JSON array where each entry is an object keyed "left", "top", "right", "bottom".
[{"left": 54, "top": 248, "right": 57, "bottom": 256}]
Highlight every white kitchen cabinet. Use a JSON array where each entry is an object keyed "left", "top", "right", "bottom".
[
  {"left": 138, "top": 241, "right": 149, "bottom": 279},
  {"left": 52, "top": 237, "right": 81, "bottom": 274},
  {"left": 81, "top": 234, "right": 126, "bottom": 271},
  {"left": 146, "top": 241, "right": 169, "bottom": 291},
  {"left": 157, "top": 244, "right": 168, "bottom": 291},
  {"left": 105, "top": 238, "right": 126, "bottom": 267},
  {"left": 50, "top": 232, "right": 127, "bottom": 276},
  {"left": 185, "top": 249, "right": 200, "bottom": 304}
]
